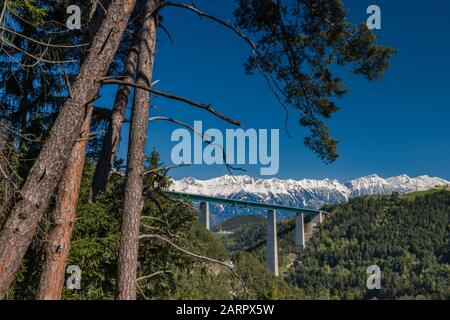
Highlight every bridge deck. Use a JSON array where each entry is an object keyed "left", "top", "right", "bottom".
[{"left": 165, "top": 191, "right": 329, "bottom": 217}]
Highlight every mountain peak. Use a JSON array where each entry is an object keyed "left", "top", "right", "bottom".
[
  {"left": 350, "top": 174, "right": 383, "bottom": 181},
  {"left": 171, "top": 174, "right": 449, "bottom": 223}
]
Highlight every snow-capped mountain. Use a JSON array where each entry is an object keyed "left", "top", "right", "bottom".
[{"left": 170, "top": 174, "right": 449, "bottom": 224}]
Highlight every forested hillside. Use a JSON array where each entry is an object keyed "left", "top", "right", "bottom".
[
  {"left": 212, "top": 214, "right": 265, "bottom": 232},
  {"left": 221, "top": 191, "right": 450, "bottom": 300},
  {"left": 287, "top": 191, "right": 450, "bottom": 299}
]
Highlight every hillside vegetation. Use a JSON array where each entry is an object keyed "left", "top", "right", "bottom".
[
  {"left": 212, "top": 214, "right": 265, "bottom": 232},
  {"left": 287, "top": 191, "right": 450, "bottom": 299},
  {"left": 296, "top": 191, "right": 450, "bottom": 299},
  {"left": 217, "top": 190, "right": 450, "bottom": 300}
]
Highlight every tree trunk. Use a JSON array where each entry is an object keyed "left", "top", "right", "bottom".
[
  {"left": 37, "top": 0, "right": 109, "bottom": 300},
  {"left": 116, "top": 0, "right": 159, "bottom": 300},
  {"left": 0, "top": 0, "right": 138, "bottom": 298},
  {"left": 37, "top": 105, "right": 93, "bottom": 300},
  {"left": 91, "top": 34, "right": 140, "bottom": 201}
]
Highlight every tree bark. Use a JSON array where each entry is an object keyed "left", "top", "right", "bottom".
[
  {"left": 37, "top": 105, "right": 93, "bottom": 300},
  {"left": 36, "top": 0, "right": 109, "bottom": 300},
  {"left": 116, "top": 0, "right": 159, "bottom": 300},
  {"left": 0, "top": 0, "right": 138, "bottom": 298},
  {"left": 91, "top": 34, "right": 140, "bottom": 201}
]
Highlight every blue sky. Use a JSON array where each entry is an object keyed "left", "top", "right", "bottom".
[{"left": 98, "top": 0, "right": 450, "bottom": 181}]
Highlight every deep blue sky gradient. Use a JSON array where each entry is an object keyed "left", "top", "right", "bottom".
[{"left": 98, "top": 0, "right": 450, "bottom": 181}]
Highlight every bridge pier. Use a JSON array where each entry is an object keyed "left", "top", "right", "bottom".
[
  {"left": 199, "top": 202, "right": 210, "bottom": 230},
  {"left": 318, "top": 211, "right": 330, "bottom": 223},
  {"left": 267, "top": 210, "right": 279, "bottom": 277},
  {"left": 295, "top": 212, "right": 305, "bottom": 251}
]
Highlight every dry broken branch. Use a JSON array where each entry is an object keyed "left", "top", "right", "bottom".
[
  {"left": 148, "top": 116, "right": 245, "bottom": 176},
  {"left": 139, "top": 233, "right": 250, "bottom": 295},
  {"left": 101, "top": 78, "right": 241, "bottom": 126},
  {"left": 136, "top": 270, "right": 172, "bottom": 282}
]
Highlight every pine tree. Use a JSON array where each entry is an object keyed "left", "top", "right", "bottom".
[
  {"left": 234, "top": 0, "right": 395, "bottom": 162},
  {"left": 116, "top": 0, "right": 159, "bottom": 300},
  {"left": 90, "top": 32, "right": 140, "bottom": 200},
  {"left": 0, "top": 0, "right": 139, "bottom": 298}
]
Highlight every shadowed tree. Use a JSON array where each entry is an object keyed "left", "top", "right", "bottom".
[
  {"left": 90, "top": 30, "right": 140, "bottom": 201},
  {"left": 36, "top": 0, "right": 117, "bottom": 300},
  {"left": 116, "top": 0, "right": 160, "bottom": 300},
  {"left": 37, "top": 105, "right": 93, "bottom": 300},
  {"left": 0, "top": 0, "right": 139, "bottom": 298}
]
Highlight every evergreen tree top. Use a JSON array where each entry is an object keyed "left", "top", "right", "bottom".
[{"left": 234, "top": 0, "right": 396, "bottom": 163}]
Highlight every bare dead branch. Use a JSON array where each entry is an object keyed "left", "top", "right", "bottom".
[
  {"left": 159, "top": 22, "right": 174, "bottom": 45},
  {"left": 0, "top": 1, "right": 8, "bottom": 27},
  {"left": 75, "top": 135, "right": 97, "bottom": 143},
  {"left": 64, "top": 71, "right": 73, "bottom": 98},
  {"left": 101, "top": 78, "right": 241, "bottom": 126},
  {"left": 142, "top": 163, "right": 189, "bottom": 176},
  {"left": 140, "top": 234, "right": 232, "bottom": 270},
  {"left": 148, "top": 116, "right": 246, "bottom": 175},
  {"left": 0, "top": 26, "right": 89, "bottom": 48},
  {"left": 140, "top": 233, "right": 250, "bottom": 295},
  {"left": 0, "top": 35, "right": 78, "bottom": 65},
  {"left": 158, "top": 192, "right": 197, "bottom": 212},
  {"left": 137, "top": 270, "right": 172, "bottom": 282},
  {"left": 160, "top": 2, "right": 258, "bottom": 53},
  {"left": 141, "top": 215, "right": 174, "bottom": 232},
  {"left": 0, "top": 163, "right": 20, "bottom": 192}
]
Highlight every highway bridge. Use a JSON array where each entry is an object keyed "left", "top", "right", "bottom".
[{"left": 165, "top": 191, "right": 331, "bottom": 276}]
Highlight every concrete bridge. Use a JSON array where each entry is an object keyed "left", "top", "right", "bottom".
[{"left": 165, "top": 191, "right": 330, "bottom": 276}]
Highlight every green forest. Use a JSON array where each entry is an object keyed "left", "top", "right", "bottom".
[{"left": 219, "top": 190, "right": 450, "bottom": 300}]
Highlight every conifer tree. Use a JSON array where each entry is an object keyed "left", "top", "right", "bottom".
[
  {"left": 233, "top": 0, "right": 395, "bottom": 162},
  {"left": 116, "top": 0, "right": 160, "bottom": 300},
  {"left": 0, "top": 0, "right": 138, "bottom": 298}
]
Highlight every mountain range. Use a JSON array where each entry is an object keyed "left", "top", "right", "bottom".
[{"left": 170, "top": 174, "right": 450, "bottom": 224}]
